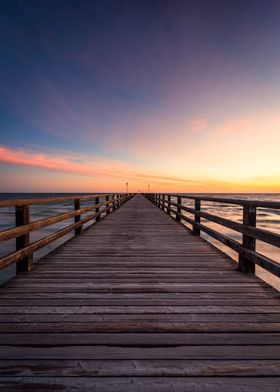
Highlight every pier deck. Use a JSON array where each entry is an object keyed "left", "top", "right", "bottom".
[{"left": 0, "top": 194, "right": 279, "bottom": 391}]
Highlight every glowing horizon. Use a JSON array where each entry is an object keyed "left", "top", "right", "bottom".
[{"left": 1, "top": 1, "right": 280, "bottom": 193}]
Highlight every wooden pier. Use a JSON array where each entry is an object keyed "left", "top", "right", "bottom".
[{"left": 0, "top": 194, "right": 280, "bottom": 391}]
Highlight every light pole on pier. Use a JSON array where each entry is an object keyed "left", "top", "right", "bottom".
[
  {"left": 148, "top": 184, "right": 150, "bottom": 193},
  {"left": 126, "top": 182, "right": 128, "bottom": 193}
]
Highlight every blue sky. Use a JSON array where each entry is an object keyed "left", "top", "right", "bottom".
[{"left": 1, "top": 0, "right": 280, "bottom": 192}]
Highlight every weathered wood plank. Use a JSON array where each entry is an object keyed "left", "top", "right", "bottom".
[
  {"left": 1, "top": 359, "right": 279, "bottom": 377},
  {"left": 1, "top": 313, "right": 280, "bottom": 322},
  {"left": 1, "top": 305, "right": 280, "bottom": 314},
  {"left": 1, "top": 345, "right": 280, "bottom": 360},
  {"left": 0, "top": 332, "right": 279, "bottom": 345},
  {"left": 1, "top": 285, "right": 273, "bottom": 293},
  {"left": 1, "top": 298, "right": 279, "bottom": 305},
  {"left": 1, "top": 291, "right": 278, "bottom": 299},
  {"left": 1, "top": 322, "right": 280, "bottom": 333},
  {"left": 0, "top": 377, "right": 280, "bottom": 391}
]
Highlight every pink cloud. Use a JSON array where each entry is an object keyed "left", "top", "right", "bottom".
[
  {"left": 190, "top": 117, "right": 209, "bottom": 132},
  {"left": 215, "top": 118, "right": 251, "bottom": 134},
  {"left": 0, "top": 145, "right": 94, "bottom": 176},
  {"left": 0, "top": 144, "right": 229, "bottom": 190}
]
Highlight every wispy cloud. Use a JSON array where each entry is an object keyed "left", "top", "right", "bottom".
[
  {"left": 0, "top": 144, "right": 235, "bottom": 191},
  {"left": 190, "top": 117, "right": 209, "bottom": 132}
]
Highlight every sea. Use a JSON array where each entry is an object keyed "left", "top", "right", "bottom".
[{"left": 0, "top": 193, "right": 279, "bottom": 290}]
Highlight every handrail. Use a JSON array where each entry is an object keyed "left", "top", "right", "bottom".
[
  {"left": 144, "top": 193, "right": 280, "bottom": 278},
  {"left": 0, "top": 193, "right": 111, "bottom": 208},
  {"left": 165, "top": 194, "right": 280, "bottom": 209},
  {"left": 0, "top": 193, "right": 134, "bottom": 273}
]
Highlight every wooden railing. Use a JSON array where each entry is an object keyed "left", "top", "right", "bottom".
[
  {"left": 0, "top": 193, "right": 134, "bottom": 274},
  {"left": 144, "top": 193, "right": 280, "bottom": 278}
]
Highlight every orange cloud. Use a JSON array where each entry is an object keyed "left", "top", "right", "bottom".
[
  {"left": 0, "top": 145, "right": 97, "bottom": 176},
  {"left": 190, "top": 117, "right": 209, "bottom": 132},
  {"left": 2, "top": 141, "right": 279, "bottom": 193},
  {"left": 0, "top": 144, "right": 224, "bottom": 191}
]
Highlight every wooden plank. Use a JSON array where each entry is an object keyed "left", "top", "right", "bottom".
[
  {"left": 1, "top": 291, "right": 278, "bottom": 299},
  {"left": 1, "top": 286, "right": 273, "bottom": 293},
  {"left": 1, "top": 305, "right": 280, "bottom": 314},
  {"left": 1, "top": 313, "right": 280, "bottom": 323},
  {"left": 0, "top": 359, "right": 279, "bottom": 377},
  {"left": 1, "top": 322, "right": 280, "bottom": 333},
  {"left": 0, "top": 377, "right": 280, "bottom": 391},
  {"left": 9, "top": 277, "right": 261, "bottom": 283},
  {"left": 1, "top": 298, "right": 279, "bottom": 305},
  {"left": 0, "top": 332, "right": 279, "bottom": 346},
  {"left": 1, "top": 345, "right": 280, "bottom": 360}
]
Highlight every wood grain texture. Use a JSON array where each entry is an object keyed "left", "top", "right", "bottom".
[{"left": 0, "top": 194, "right": 279, "bottom": 390}]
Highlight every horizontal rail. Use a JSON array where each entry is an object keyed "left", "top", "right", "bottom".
[
  {"left": 0, "top": 199, "right": 110, "bottom": 243},
  {"left": 163, "top": 199, "right": 280, "bottom": 249},
  {"left": 169, "top": 207, "right": 280, "bottom": 278},
  {"left": 165, "top": 194, "right": 280, "bottom": 209},
  {"left": 144, "top": 193, "right": 280, "bottom": 279},
  {"left": 0, "top": 193, "right": 112, "bottom": 208},
  {"left": 0, "top": 193, "right": 134, "bottom": 273}
]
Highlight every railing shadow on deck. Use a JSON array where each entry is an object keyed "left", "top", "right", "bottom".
[
  {"left": 0, "top": 193, "right": 134, "bottom": 276},
  {"left": 144, "top": 193, "right": 280, "bottom": 280}
]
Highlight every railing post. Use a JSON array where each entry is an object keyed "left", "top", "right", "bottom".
[
  {"left": 193, "top": 199, "right": 201, "bottom": 236},
  {"left": 112, "top": 195, "right": 115, "bottom": 210},
  {"left": 176, "top": 196, "right": 181, "bottom": 223},
  {"left": 95, "top": 196, "right": 100, "bottom": 221},
  {"left": 74, "top": 199, "right": 82, "bottom": 235},
  {"left": 106, "top": 195, "right": 110, "bottom": 215},
  {"left": 239, "top": 205, "right": 256, "bottom": 273},
  {"left": 167, "top": 195, "right": 171, "bottom": 215},
  {"left": 15, "top": 205, "right": 33, "bottom": 273}
]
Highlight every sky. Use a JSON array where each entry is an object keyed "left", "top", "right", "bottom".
[{"left": 0, "top": 0, "right": 280, "bottom": 193}]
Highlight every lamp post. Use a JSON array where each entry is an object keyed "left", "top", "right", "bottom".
[{"left": 126, "top": 182, "right": 128, "bottom": 193}]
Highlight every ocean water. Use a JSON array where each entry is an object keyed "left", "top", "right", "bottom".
[{"left": 0, "top": 193, "right": 279, "bottom": 290}]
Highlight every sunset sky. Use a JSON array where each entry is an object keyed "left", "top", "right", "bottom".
[{"left": 0, "top": 0, "right": 280, "bottom": 193}]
